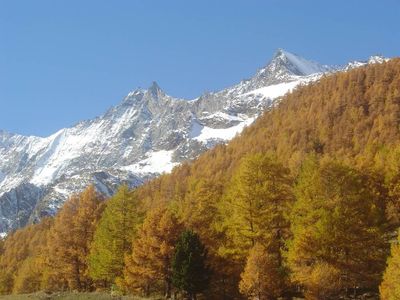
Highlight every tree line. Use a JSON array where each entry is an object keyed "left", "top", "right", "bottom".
[{"left": 1, "top": 58, "right": 400, "bottom": 299}]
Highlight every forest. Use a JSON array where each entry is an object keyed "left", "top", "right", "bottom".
[{"left": 1, "top": 59, "right": 400, "bottom": 300}]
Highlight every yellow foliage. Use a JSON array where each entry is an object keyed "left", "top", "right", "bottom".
[
  {"left": 124, "top": 206, "right": 183, "bottom": 297},
  {"left": 239, "top": 243, "right": 285, "bottom": 300},
  {"left": 380, "top": 232, "right": 400, "bottom": 300}
]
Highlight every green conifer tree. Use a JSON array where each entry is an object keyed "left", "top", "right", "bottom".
[{"left": 172, "top": 230, "right": 210, "bottom": 300}]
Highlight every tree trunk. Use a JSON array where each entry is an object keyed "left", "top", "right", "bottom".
[
  {"left": 74, "top": 258, "right": 82, "bottom": 290},
  {"left": 165, "top": 277, "right": 172, "bottom": 299},
  {"left": 145, "top": 284, "right": 150, "bottom": 297}
]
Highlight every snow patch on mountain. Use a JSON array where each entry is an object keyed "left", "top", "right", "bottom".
[
  {"left": 244, "top": 79, "right": 301, "bottom": 98},
  {"left": 201, "top": 112, "right": 244, "bottom": 122},
  {"left": 121, "top": 150, "right": 178, "bottom": 175},
  {"left": 245, "top": 73, "right": 323, "bottom": 99},
  {"left": 192, "top": 117, "right": 255, "bottom": 144}
]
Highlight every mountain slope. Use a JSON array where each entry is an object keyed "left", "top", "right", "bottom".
[
  {"left": 136, "top": 57, "right": 400, "bottom": 213},
  {"left": 0, "top": 50, "right": 386, "bottom": 234}
]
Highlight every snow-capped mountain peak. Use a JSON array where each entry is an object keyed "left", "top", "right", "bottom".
[
  {"left": 258, "top": 48, "right": 334, "bottom": 79},
  {"left": 0, "top": 50, "right": 389, "bottom": 235}
]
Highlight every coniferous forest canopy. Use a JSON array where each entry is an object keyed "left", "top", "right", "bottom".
[{"left": 1, "top": 59, "right": 400, "bottom": 299}]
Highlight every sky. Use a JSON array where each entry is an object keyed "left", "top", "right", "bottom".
[{"left": 1, "top": 1, "right": 399, "bottom": 137}]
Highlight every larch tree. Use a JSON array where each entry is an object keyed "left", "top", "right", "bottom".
[
  {"left": 46, "top": 185, "right": 104, "bottom": 291},
  {"left": 220, "top": 153, "right": 294, "bottom": 259},
  {"left": 88, "top": 184, "right": 143, "bottom": 287},
  {"left": 288, "top": 158, "right": 389, "bottom": 299},
  {"left": 13, "top": 219, "right": 53, "bottom": 294},
  {"left": 0, "top": 238, "right": 7, "bottom": 294},
  {"left": 179, "top": 178, "right": 221, "bottom": 245},
  {"left": 239, "top": 243, "right": 284, "bottom": 300},
  {"left": 380, "top": 230, "right": 400, "bottom": 300},
  {"left": 0, "top": 218, "right": 53, "bottom": 294},
  {"left": 124, "top": 206, "right": 183, "bottom": 297},
  {"left": 218, "top": 153, "right": 293, "bottom": 297},
  {"left": 13, "top": 256, "right": 44, "bottom": 294}
]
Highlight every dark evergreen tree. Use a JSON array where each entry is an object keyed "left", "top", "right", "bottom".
[{"left": 172, "top": 230, "right": 210, "bottom": 300}]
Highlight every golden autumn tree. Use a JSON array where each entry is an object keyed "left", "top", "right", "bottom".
[
  {"left": 124, "top": 206, "right": 184, "bottom": 297},
  {"left": 300, "top": 263, "right": 341, "bottom": 300},
  {"left": 0, "top": 218, "right": 53, "bottom": 294},
  {"left": 219, "top": 153, "right": 293, "bottom": 259},
  {"left": 179, "top": 177, "right": 221, "bottom": 245},
  {"left": 88, "top": 185, "right": 144, "bottom": 287},
  {"left": 381, "top": 145, "right": 400, "bottom": 227},
  {"left": 288, "top": 158, "right": 389, "bottom": 299},
  {"left": 46, "top": 185, "right": 104, "bottom": 291},
  {"left": 13, "top": 218, "right": 53, "bottom": 294},
  {"left": 13, "top": 257, "right": 44, "bottom": 294},
  {"left": 239, "top": 243, "right": 285, "bottom": 300},
  {"left": 0, "top": 235, "right": 11, "bottom": 294},
  {"left": 218, "top": 153, "right": 294, "bottom": 297},
  {"left": 380, "top": 230, "right": 400, "bottom": 299}
]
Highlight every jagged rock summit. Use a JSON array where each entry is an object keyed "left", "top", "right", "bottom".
[{"left": 0, "top": 49, "right": 388, "bottom": 235}]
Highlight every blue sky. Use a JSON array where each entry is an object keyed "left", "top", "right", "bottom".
[{"left": 1, "top": 1, "right": 399, "bottom": 137}]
